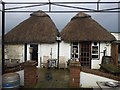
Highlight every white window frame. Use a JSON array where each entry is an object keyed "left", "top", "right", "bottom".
[
  {"left": 71, "top": 42, "right": 79, "bottom": 60},
  {"left": 91, "top": 42, "right": 100, "bottom": 60}
]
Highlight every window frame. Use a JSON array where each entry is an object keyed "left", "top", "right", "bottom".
[
  {"left": 71, "top": 42, "right": 79, "bottom": 60},
  {"left": 91, "top": 42, "right": 100, "bottom": 60}
]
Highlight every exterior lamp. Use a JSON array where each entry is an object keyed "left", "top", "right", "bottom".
[{"left": 56, "top": 36, "right": 61, "bottom": 41}]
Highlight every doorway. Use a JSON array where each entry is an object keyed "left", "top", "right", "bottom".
[
  {"left": 30, "top": 44, "right": 38, "bottom": 65},
  {"left": 80, "top": 42, "right": 91, "bottom": 68}
]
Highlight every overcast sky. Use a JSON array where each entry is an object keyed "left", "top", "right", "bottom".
[{"left": 0, "top": 0, "right": 120, "bottom": 36}]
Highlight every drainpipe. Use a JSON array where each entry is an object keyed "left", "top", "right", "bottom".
[{"left": 57, "top": 41, "right": 60, "bottom": 68}]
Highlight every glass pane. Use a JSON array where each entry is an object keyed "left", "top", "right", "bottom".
[
  {"left": 87, "top": 53, "right": 89, "bottom": 56},
  {"left": 92, "top": 51, "right": 98, "bottom": 54},
  {"left": 73, "top": 42, "right": 78, "bottom": 45},
  {"left": 92, "top": 46, "right": 98, "bottom": 54},
  {"left": 92, "top": 55, "right": 98, "bottom": 58},
  {"left": 92, "top": 46, "right": 98, "bottom": 50},
  {"left": 94, "top": 42, "right": 97, "bottom": 45},
  {"left": 73, "top": 46, "right": 78, "bottom": 48}
]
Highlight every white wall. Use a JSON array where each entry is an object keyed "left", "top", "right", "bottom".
[
  {"left": 111, "top": 32, "right": 120, "bottom": 40},
  {"left": 4, "top": 41, "right": 112, "bottom": 69},
  {"left": 80, "top": 71, "right": 118, "bottom": 88},
  {"left": 60, "top": 41, "right": 112, "bottom": 69},
  {"left": 91, "top": 42, "right": 111, "bottom": 69},
  {"left": 40, "top": 43, "right": 58, "bottom": 59},
  {"left": 59, "top": 41, "right": 71, "bottom": 62},
  {"left": 38, "top": 43, "right": 58, "bottom": 67},
  {"left": 27, "top": 43, "right": 58, "bottom": 67},
  {"left": 16, "top": 70, "right": 24, "bottom": 86},
  {"left": 5, "top": 45, "right": 24, "bottom": 63},
  {"left": 27, "top": 44, "right": 30, "bottom": 60}
]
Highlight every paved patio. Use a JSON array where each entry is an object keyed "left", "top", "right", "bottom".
[{"left": 35, "top": 68, "right": 70, "bottom": 88}]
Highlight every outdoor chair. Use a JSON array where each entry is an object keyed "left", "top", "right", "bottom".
[
  {"left": 41, "top": 56, "right": 49, "bottom": 68},
  {"left": 100, "top": 56, "right": 120, "bottom": 75},
  {"left": 59, "top": 56, "right": 66, "bottom": 69}
]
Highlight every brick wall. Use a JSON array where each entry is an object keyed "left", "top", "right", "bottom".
[
  {"left": 24, "top": 61, "right": 38, "bottom": 88},
  {"left": 69, "top": 61, "right": 81, "bottom": 88}
]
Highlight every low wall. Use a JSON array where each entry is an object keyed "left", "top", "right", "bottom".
[
  {"left": 69, "top": 61, "right": 119, "bottom": 88},
  {"left": 16, "top": 70, "right": 24, "bottom": 86},
  {"left": 69, "top": 61, "right": 80, "bottom": 88},
  {"left": 24, "top": 61, "right": 38, "bottom": 88}
]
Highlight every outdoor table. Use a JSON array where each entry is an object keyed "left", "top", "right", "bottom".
[
  {"left": 96, "top": 81, "right": 120, "bottom": 90},
  {"left": 48, "top": 59, "right": 57, "bottom": 68}
]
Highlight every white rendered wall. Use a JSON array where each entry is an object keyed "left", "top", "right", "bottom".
[
  {"left": 60, "top": 42, "right": 112, "bottom": 69},
  {"left": 16, "top": 70, "right": 24, "bottom": 86},
  {"left": 25, "top": 43, "right": 58, "bottom": 67},
  {"left": 111, "top": 32, "right": 120, "bottom": 40},
  {"left": 27, "top": 44, "right": 30, "bottom": 61},
  {"left": 59, "top": 41, "right": 71, "bottom": 62},
  {"left": 38, "top": 43, "right": 58, "bottom": 67},
  {"left": 40, "top": 43, "right": 58, "bottom": 59},
  {"left": 91, "top": 42, "right": 111, "bottom": 69},
  {"left": 5, "top": 45, "right": 24, "bottom": 63},
  {"left": 80, "top": 71, "right": 117, "bottom": 88}
]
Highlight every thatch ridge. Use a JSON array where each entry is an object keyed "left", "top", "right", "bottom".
[
  {"left": 71, "top": 12, "right": 91, "bottom": 20},
  {"left": 5, "top": 10, "right": 59, "bottom": 44},
  {"left": 30, "top": 10, "right": 49, "bottom": 17},
  {"left": 61, "top": 12, "right": 116, "bottom": 42}
]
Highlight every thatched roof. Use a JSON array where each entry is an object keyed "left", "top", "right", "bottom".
[
  {"left": 5, "top": 10, "right": 59, "bottom": 44},
  {"left": 61, "top": 12, "right": 116, "bottom": 42}
]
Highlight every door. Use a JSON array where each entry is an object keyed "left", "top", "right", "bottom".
[
  {"left": 30, "top": 44, "right": 38, "bottom": 65},
  {"left": 80, "top": 42, "right": 91, "bottom": 68}
]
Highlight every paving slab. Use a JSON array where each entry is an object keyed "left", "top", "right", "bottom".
[{"left": 35, "top": 68, "right": 70, "bottom": 88}]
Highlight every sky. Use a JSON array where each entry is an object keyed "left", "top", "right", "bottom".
[{"left": 0, "top": 0, "right": 120, "bottom": 36}]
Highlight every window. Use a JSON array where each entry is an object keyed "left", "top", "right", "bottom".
[
  {"left": 92, "top": 42, "right": 99, "bottom": 59},
  {"left": 71, "top": 42, "right": 79, "bottom": 59}
]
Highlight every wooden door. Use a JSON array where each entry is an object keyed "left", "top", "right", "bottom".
[{"left": 80, "top": 42, "right": 91, "bottom": 68}]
